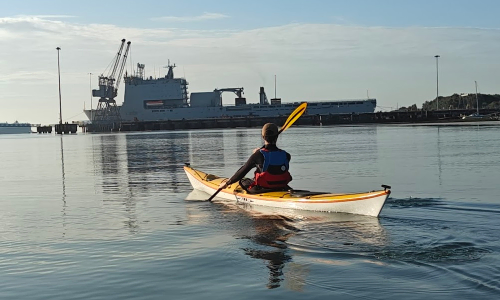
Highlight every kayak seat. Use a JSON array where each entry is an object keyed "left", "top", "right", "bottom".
[{"left": 289, "top": 189, "right": 328, "bottom": 197}]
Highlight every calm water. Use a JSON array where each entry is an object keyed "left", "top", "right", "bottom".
[{"left": 1, "top": 124, "right": 499, "bottom": 299}]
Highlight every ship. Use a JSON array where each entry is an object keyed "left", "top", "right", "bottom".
[
  {"left": 0, "top": 121, "right": 32, "bottom": 134},
  {"left": 84, "top": 41, "right": 376, "bottom": 123}
]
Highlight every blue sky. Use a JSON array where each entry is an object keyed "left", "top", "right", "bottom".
[
  {"left": 4, "top": 0, "right": 500, "bottom": 29},
  {"left": 1, "top": 0, "right": 500, "bottom": 124}
]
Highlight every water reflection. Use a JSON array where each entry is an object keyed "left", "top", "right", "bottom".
[
  {"left": 125, "top": 132, "right": 190, "bottom": 193},
  {"left": 240, "top": 208, "right": 297, "bottom": 289},
  {"left": 90, "top": 133, "right": 190, "bottom": 233},
  {"left": 185, "top": 190, "right": 300, "bottom": 289},
  {"left": 59, "top": 136, "right": 66, "bottom": 203},
  {"left": 240, "top": 205, "right": 388, "bottom": 290},
  {"left": 188, "top": 131, "right": 225, "bottom": 170},
  {"left": 92, "top": 135, "right": 124, "bottom": 194},
  {"left": 437, "top": 127, "right": 442, "bottom": 186},
  {"left": 185, "top": 190, "right": 387, "bottom": 290},
  {"left": 60, "top": 135, "right": 67, "bottom": 237},
  {"left": 235, "top": 130, "right": 251, "bottom": 164},
  {"left": 92, "top": 133, "right": 192, "bottom": 195},
  {"left": 91, "top": 132, "right": 193, "bottom": 232}
]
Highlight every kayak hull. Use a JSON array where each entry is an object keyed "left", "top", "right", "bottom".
[{"left": 184, "top": 165, "right": 391, "bottom": 217}]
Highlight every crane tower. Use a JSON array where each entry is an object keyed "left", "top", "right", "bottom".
[{"left": 91, "top": 39, "right": 131, "bottom": 127}]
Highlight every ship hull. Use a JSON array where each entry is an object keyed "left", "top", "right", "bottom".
[
  {"left": 85, "top": 100, "right": 376, "bottom": 122},
  {"left": 0, "top": 125, "right": 32, "bottom": 134}
]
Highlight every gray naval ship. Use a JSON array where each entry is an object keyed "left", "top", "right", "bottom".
[{"left": 85, "top": 41, "right": 376, "bottom": 122}]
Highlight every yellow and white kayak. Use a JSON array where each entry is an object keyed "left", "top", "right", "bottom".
[{"left": 184, "top": 164, "right": 391, "bottom": 217}]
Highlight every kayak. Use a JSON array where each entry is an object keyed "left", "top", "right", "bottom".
[{"left": 184, "top": 164, "right": 391, "bottom": 217}]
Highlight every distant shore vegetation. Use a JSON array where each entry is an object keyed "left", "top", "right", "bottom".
[{"left": 395, "top": 94, "right": 500, "bottom": 112}]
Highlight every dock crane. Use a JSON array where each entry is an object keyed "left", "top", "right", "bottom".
[
  {"left": 214, "top": 87, "right": 246, "bottom": 106},
  {"left": 92, "top": 39, "right": 131, "bottom": 125}
]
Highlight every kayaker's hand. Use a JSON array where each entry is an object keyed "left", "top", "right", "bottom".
[{"left": 219, "top": 180, "right": 228, "bottom": 189}]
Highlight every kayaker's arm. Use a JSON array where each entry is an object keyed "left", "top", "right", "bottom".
[{"left": 226, "top": 152, "right": 262, "bottom": 185}]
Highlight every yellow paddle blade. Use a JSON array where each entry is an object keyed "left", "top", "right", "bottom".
[{"left": 279, "top": 102, "right": 307, "bottom": 134}]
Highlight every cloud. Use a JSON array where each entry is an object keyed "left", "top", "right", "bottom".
[
  {"left": 1, "top": 16, "right": 500, "bottom": 124},
  {"left": 13, "top": 14, "right": 77, "bottom": 19},
  {"left": 151, "top": 12, "right": 229, "bottom": 22},
  {"left": 0, "top": 70, "right": 54, "bottom": 83}
]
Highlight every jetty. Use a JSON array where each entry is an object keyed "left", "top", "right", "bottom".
[{"left": 78, "top": 108, "right": 499, "bottom": 133}]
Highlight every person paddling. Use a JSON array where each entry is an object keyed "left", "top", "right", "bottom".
[{"left": 218, "top": 123, "right": 292, "bottom": 193}]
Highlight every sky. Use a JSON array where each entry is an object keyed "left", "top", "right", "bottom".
[{"left": 1, "top": 0, "right": 500, "bottom": 124}]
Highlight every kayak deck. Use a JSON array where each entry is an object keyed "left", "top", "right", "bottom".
[{"left": 184, "top": 164, "right": 391, "bottom": 217}]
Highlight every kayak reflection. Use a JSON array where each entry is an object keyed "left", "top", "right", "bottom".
[
  {"left": 185, "top": 190, "right": 387, "bottom": 290},
  {"left": 238, "top": 204, "right": 298, "bottom": 289}
]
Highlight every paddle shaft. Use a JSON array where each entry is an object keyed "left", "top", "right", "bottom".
[
  {"left": 207, "top": 164, "right": 245, "bottom": 201},
  {"left": 207, "top": 187, "right": 223, "bottom": 202}
]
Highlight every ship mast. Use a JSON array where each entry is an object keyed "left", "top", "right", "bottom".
[
  {"left": 164, "top": 60, "right": 176, "bottom": 80},
  {"left": 136, "top": 63, "right": 145, "bottom": 79},
  {"left": 270, "top": 74, "right": 281, "bottom": 105}
]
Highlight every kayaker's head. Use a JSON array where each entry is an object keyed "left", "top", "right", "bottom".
[{"left": 262, "top": 123, "right": 279, "bottom": 144}]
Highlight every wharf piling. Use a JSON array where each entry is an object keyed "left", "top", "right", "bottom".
[
  {"left": 36, "top": 125, "right": 53, "bottom": 134},
  {"left": 55, "top": 123, "right": 78, "bottom": 134}
]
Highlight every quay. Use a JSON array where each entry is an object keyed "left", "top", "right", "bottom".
[{"left": 81, "top": 108, "right": 500, "bottom": 133}]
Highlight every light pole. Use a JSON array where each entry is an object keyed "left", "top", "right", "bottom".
[
  {"left": 56, "top": 47, "right": 62, "bottom": 124},
  {"left": 434, "top": 55, "right": 440, "bottom": 111},
  {"left": 89, "top": 72, "right": 93, "bottom": 121}
]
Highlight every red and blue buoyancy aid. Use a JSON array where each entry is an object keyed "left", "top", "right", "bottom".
[{"left": 253, "top": 148, "right": 292, "bottom": 189}]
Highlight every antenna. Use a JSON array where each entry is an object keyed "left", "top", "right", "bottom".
[{"left": 274, "top": 75, "right": 277, "bottom": 99}]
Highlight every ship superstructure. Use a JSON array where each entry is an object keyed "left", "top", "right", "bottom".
[{"left": 122, "top": 61, "right": 189, "bottom": 115}]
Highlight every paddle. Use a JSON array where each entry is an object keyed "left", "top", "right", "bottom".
[
  {"left": 207, "top": 102, "right": 308, "bottom": 201},
  {"left": 279, "top": 102, "right": 307, "bottom": 134}
]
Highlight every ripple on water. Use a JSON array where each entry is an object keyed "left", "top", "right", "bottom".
[
  {"left": 387, "top": 197, "right": 445, "bottom": 209},
  {"left": 374, "top": 241, "right": 491, "bottom": 263}
]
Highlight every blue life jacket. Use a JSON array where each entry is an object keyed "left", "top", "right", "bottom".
[{"left": 253, "top": 149, "right": 292, "bottom": 188}]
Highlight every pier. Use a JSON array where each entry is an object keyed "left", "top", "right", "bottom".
[{"left": 77, "top": 108, "right": 500, "bottom": 133}]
